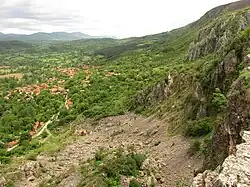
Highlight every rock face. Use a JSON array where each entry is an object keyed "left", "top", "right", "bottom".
[
  {"left": 225, "top": 79, "right": 250, "bottom": 154},
  {"left": 210, "top": 50, "right": 239, "bottom": 92},
  {"left": 187, "top": 48, "right": 243, "bottom": 121},
  {"left": 188, "top": 4, "right": 250, "bottom": 185},
  {"left": 192, "top": 131, "right": 250, "bottom": 187},
  {"left": 133, "top": 74, "right": 173, "bottom": 108},
  {"left": 204, "top": 78, "right": 250, "bottom": 169},
  {"left": 188, "top": 12, "right": 249, "bottom": 61},
  {"left": 187, "top": 6, "right": 250, "bottom": 168}
]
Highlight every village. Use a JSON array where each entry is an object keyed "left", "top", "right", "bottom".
[{"left": 1, "top": 65, "right": 121, "bottom": 151}]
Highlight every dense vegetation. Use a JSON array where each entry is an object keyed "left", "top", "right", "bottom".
[{"left": 0, "top": 41, "right": 33, "bottom": 52}]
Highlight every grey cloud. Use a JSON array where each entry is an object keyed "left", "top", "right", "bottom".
[
  {"left": 0, "top": 0, "right": 83, "bottom": 32},
  {"left": 2, "top": 5, "right": 76, "bottom": 21},
  {"left": 6, "top": 8, "right": 35, "bottom": 19},
  {"left": 0, "top": 19, "right": 41, "bottom": 32}
]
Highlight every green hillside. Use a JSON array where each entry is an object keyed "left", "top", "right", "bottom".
[
  {"left": 0, "top": 41, "right": 33, "bottom": 52},
  {"left": 1, "top": 0, "right": 250, "bottom": 186}
]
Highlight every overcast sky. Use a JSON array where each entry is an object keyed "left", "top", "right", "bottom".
[{"left": 0, "top": 0, "right": 239, "bottom": 38}]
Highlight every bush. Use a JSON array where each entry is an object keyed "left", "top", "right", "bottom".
[
  {"left": 132, "top": 153, "right": 147, "bottom": 168},
  {"left": 95, "top": 148, "right": 105, "bottom": 161},
  {"left": 6, "top": 183, "right": 14, "bottom": 187},
  {"left": 185, "top": 118, "right": 213, "bottom": 137},
  {"left": 189, "top": 139, "right": 201, "bottom": 155},
  {"left": 26, "top": 152, "right": 38, "bottom": 161},
  {"left": 0, "top": 156, "right": 11, "bottom": 164},
  {"left": 102, "top": 153, "right": 139, "bottom": 179},
  {"left": 129, "top": 179, "right": 141, "bottom": 187},
  {"left": 201, "top": 133, "right": 212, "bottom": 155},
  {"left": 212, "top": 88, "right": 227, "bottom": 112},
  {"left": 80, "top": 149, "right": 147, "bottom": 187},
  {"left": 101, "top": 152, "right": 146, "bottom": 183}
]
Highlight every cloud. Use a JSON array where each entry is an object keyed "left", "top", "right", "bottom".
[
  {"left": 0, "top": 0, "right": 83, "bottom": 33},
  {"left": 0, "top": 0, "right": 239, "bottom": 38}
]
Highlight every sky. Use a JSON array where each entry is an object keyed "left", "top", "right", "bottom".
[{"left": 0, "top": 0, "right": 239, "bottom": 38}]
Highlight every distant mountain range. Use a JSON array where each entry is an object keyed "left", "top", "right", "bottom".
[{"left": 0, "top": 32, "right": 116, "bottom": 42}]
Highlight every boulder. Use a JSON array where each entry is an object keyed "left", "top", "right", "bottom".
[{"left": 191, "top": 131, "right": 250, "bottom": 187}]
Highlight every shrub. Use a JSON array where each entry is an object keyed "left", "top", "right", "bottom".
[
  {"left": 81, "top": 150, "right": 147, "bottom": 186},
  {"left": 132, "top": 153, "right": 147, "bottom": 168},
  {"left": 184, "top": 93, "right": 201, "bottom": 120},
  {"left": 176, "top": 180, "right": 188, "bottom": 187},
  {"left": 212, "top": 88, "right": 227, "bottom": 112},
  {"left": 6, "top": 183, "right": 14, "bottom": 187},
  {"left": 26, "top": 152, "right": 37, "bottom": 161},
  {"left": 129, "top": 179, "right": 141, "bottom": 187},
  {"left": 101, "top": 153, "right": 146, "bottom": 181},
  {"left": 95, "top": 149, "right": 105, "bottom": 161},
  {"left": 201, "top": 133, "right": 212, "bottom": 155},
  {"left": 189, "top": 139, "right": 201, "bottom": 155},
  {"left": 0, "top": 156, "right": 11, "bottom": 164},
  {"left": 102, "top": 154, "right": 139, "bottom": 179},
  {"left": 185, "top": 118, "right": 213, "bottom": 137}
]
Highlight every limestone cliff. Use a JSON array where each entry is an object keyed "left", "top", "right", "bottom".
[
  {"left": 189, "top": 2, "right": 250, "bottom": 186},
  {"left": 192, "top": 131, "right": 250, "bottom": 187},
  {"left": 132, "top": 74, "right": 173, "bottom": 109},
  {"left": 188, "top": 11, "right": 250, "bottom": 61},
  {"left": 203, "top": 78, "right": 250, "bottom": 169}
]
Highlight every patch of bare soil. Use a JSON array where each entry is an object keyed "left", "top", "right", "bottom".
[
  {"left": 0, "top": 66, "right": 10, "bottom": 69},
  {"left": 4, "top": 114, "right": 202, "bottom": 187},
  {"left": 0, "top": 73, "right": 23, "bottom": 79}
]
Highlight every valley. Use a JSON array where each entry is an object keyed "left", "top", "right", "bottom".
[{"left": 1, "top": 0, "right": 250, "bottom": 186}]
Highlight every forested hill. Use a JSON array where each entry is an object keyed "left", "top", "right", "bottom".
[
  {"left": 0, "top": 32, "right": 115, "bottom": 43},
  {"left": 0, "top": 41, "right": 33, "bottom": 52}
]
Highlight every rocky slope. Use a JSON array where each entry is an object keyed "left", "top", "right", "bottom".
[
  {"left": 186, "top": 0, "right": 250, "bottom": 164},
  {"left": 0, "top": 114, "right": 202, "bottom": 187},
  {"left": 187, "top": 1, "right": 250, "bottom": 186},
  {"left": 192, "top": 131, "right": 250, "bottom": 187},
  {"left": 188, "top": 7, "right": 250, "bottom": 61},
  {"left": 132, "top": 1, "right": 250, "bottom": 185}
]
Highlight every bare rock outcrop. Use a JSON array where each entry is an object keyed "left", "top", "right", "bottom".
[
  {"left": 192, "top": 131, "right": 250, "bottom": 187},
  {"left": 133, "top": 74, "right": 173, "bottom": 108},
  {"left": 210, "top": 50, "right": 239, "bottom": 92},
  {"left": 203, "top": 78, "right": 250, "bottom": 169},
  {"left": 188, "top": 12, "right": 249, "bottom": 61}
]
